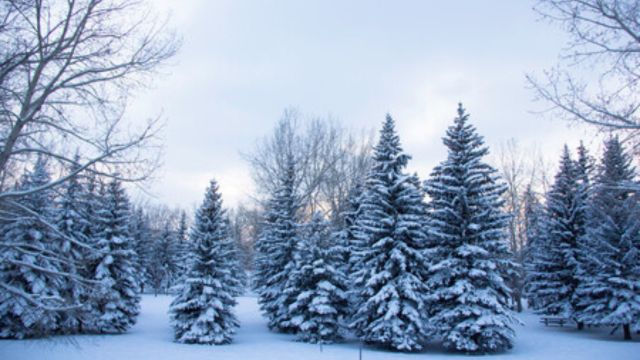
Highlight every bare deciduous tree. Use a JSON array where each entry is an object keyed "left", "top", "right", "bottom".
[
  {"left": 528, "top": 0, "right": 640, "bottom": 150},
  {"left": 494, "top": 139, "right": 549, "bottom": 312},
  {"left": 227, "top": 204, "right": 261, "bottom": 272},
  {"left": 243, "top": 108, "right": 373, "bottom": 225},
  {"left": 0, "top": 0, "right": 179, "bottom": 200}
]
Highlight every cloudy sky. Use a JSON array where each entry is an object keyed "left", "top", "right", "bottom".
[{"left": 128, "top": 0, "right": 596, "bottom": 210}]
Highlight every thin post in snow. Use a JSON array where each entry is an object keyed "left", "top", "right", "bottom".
[{"left": 359, "top": 344, "right": 362, "bottom": 360}]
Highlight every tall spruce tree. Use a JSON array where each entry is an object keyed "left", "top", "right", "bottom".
[
  {"left": 174, "top": 211, "right": 191, "bottom": 282},
  {"left": 339, "top": 183, "right": 365, "bottom": 276},
  {"left": 572, "top": 141, "right": 594, "bottom": 329},
  {"left": 522, "top": 184, "right": 547, "bottom": 309},
  {"left": 87, "top": 178, "right": 140, "bottom": 333},
  {"left": 75, "top": 170, "right": 102, "bottom": 331},
  {"left": 224, "top": 215, "right": 247, "bottom": 297},
  {"left": 0, "top": 158, "right": 63, "bottom": 338},
  {"left": 129, "top": 206, "right": 153, "bottom": 293},
  {"left": 253, "top": 203, "right": 276, "bottom": 293},
  {"left": 330, "top": 183, "right": 365, "bottom": 321},
  {"left": 527, "top": 146, "right": 584, "bottom": 327},
  {"left": 575, "top": 142, "right": 594, "bottom": 191},
  {"left": 576, "top": 137, "right": 640, "bottom": 340},
  {"left": 424, "top": 104, "right": 517, "bottom": 353},
  {"left": 350, "top": 115, "right": 430, "bottom": 351},
  {"left": 523, "top": 185, "right": 545, "bottom": 262},
  {"left": 169, "top": 180, "right": 239, "bottom": 344},
  {"left": 254, "top": 156, "right": 301, "bottom": 332},
  {"left": 149, "top": 223, "right": 179, "bottom": 295},
  {"left": 54, "top": 158, "right": 91, "bottom": 333},
  {"left": 288, "top": 212, "right": 349, "bottom": 344},
  {"left": 332, "top": 182, "right": 365, "bottom": 316}
]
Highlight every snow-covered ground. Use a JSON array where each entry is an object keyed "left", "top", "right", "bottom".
[{"left": 0, "top": 295, "right": 637, "bottom": 360}]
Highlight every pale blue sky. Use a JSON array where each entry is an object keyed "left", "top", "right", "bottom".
[{"left": 129, "top": 0, "right": 596, "bottom": 209}]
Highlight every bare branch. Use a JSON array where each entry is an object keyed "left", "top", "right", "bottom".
[{"left": 530, "top": 0, "right": 640, "bottom": 152}]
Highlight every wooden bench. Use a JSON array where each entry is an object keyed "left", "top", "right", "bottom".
[{"left": 540, "top": 317, "right": 572, "bottom": 327}]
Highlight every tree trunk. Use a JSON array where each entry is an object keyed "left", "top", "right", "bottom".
[
  {"left": 624, "top": 324, "right": 631, "bottom": 340},
  {"left": 577, "top": 321, "right": 584, "bottom": 331}
]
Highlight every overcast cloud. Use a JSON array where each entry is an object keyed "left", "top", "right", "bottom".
[{"left": 127, "top": 0, "right": 597, "bottom": 210}]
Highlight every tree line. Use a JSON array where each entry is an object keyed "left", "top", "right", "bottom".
[
  {"left": 526, "top": 137, "right": 640, "bottom": 340},
  {"left": 176, "top": 103, "right": 638, "bottom": 353},
  {"left": 245, "top": 105, "right": 517, "bottom": 353},
  {"left": 1, "top": 158, "right": 143, "bottom": 337},
  {"left": 2, "top": 0, "right": 640, "bottom": 353},
  {"left": 0, "top": 0, "right": 180, "bottom": 338}
]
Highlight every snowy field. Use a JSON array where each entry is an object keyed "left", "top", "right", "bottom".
[{"left": 0, "top": 295, "right": 637, "bottom": 360}]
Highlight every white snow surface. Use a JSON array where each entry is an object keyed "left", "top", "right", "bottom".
[{"left": 1, "top": 295, "right": 637, "bottom": 360}]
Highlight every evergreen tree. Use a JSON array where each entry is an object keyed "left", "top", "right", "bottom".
[
  {"left": 338, "top": 182, "right": 365, "bottom": 276},
  {"left": 288, "top": 212, "right": 349, "bottom": 344},
  {"left": 0, "top": 158, "right": 64, "bottom": 338},
  {"left": 74, "top": 170, "right": 103, "bottom": 331},
  {"left": 424, "top": 104, "right": 517, "bottom": 353},
  {"left": 523, "top": 185, "right": 545, "bottom": 262},
  {"left": 576, "top": 137, "right": 640, "bottom": 340},
  {"left": 129, "top": 206, "right": 153, "bottom": 293},
  {"left": 174, "top": 210, "right": 191, "bottom": 282},
  {"left": 575, "top": 141, "right": 595, "bottom": 189},
  {"left": 254, "top": 156, "right": 301, "bottom": 332},
  {"left": 78, "top": 171, "right": 101, "bottom": 258},
  {"left": 572, "top": 141, "right": 594, "bottom": 329},
  {"left": 522, "top": 184, "right": 547, "bottom": 309},
  {"left": 253, "top": 204, "right": 276, "bottom": 293},
  {"left": 54, "top": 157, "right": 91, "bottom": 333},
  {"left": 574, "top": 142, "right": 594, "bottom": 257},
  {"left": 350, "top": 115, "right": 430, "bottom": 351},
  {"left": 224, "top": 215, "right": 247, "bottom": 297},
  {"left": 527, "top": 146, "right": 584, "bottom": 326},
  {"left": 331, "top": 182, "right": 365, "bottom": 319},
  {"left": 169, "top": 180, "right": 239, "bottom": 344},
  {"left": 87, "top": 178, "right": 140, "bottom": 333},
  {"left": 148, "top": 223, "right": 179, "bottom": 295}
]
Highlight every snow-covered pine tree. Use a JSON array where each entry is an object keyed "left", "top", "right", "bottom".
[
  {"left": 86, "top": 177, "right": 140, "bottom": 334},
  {"left": 54, "top": 156, "right": 92, "bottom": 333},
  {"left": 335, "top": 183, "right": 371, "bottom": 323},
  {"left": 423, "top": 104, "right": 517, "bottom": 353},
  {"left": 288, "top": 212, "right": 349, "bottom": 344},
  {"left": 148, "top": 223, "right": 179, "bottom": 295},
  {"left": 350, "top": 115, "right": 430, "bottom": 352},
  {"left": 223, "top": 215, "right": 247, "bottom": 297},
  {"left": 523, "top": 185, "right": 545, "bottom": 262},
  {"left": 573, "top": 142, "right": 594, "bottom": 247},
  {"left": 527, "top": 146, "right": 584, "bottom": 326},
  {"left": 0, "top": 158, "right": 64, "bottom": 338},
  {"left": 338, "top": 182, "right": 365, "bottom": 276},
  {"left": 129, "top": 206, "right": 153, "bottom": 293},
  {"left": 73, "top": 170, "right": 104, "bottom": 331},
  {"left": 572, "top": 141, "right": 594, "bottom": 329},
  {"left": 174, "top": 211, "right": 191, "bottom": 283},
  {"left": 252, "top": 201, "right": 276, "bottom": 293},
  {"left": 575, "top": 141, "right": 594, "bottom": 192},
  {"left": 78, "top": 171, "right": 101, "bottom": 258},
  {"left": 169, "top": 179, "right": 239, "bottom": 345},
  {"left": 254, "top": 156, "right": 301, "bottom": 333},
  {"left": 522, "top": 184, "right": 547, "bottom": 309},
  {"left": 575, "top": 137, "right": 640, "bottom": 340},
  {"left": 330, "top": 182, "right": 364, "bottom": 315}
]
